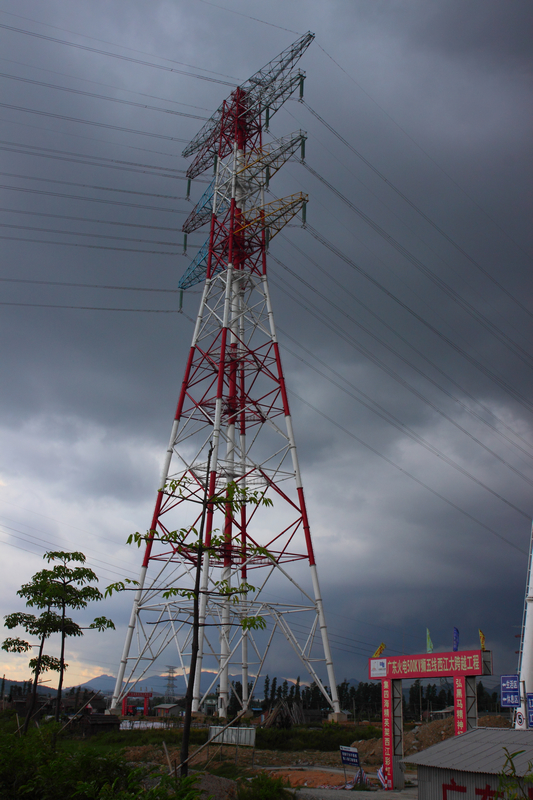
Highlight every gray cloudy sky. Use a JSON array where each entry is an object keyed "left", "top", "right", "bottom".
[{"left": 0, "top": 0, "right": 532, "bottom": 694}]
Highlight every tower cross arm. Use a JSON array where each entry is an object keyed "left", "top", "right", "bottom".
[{"left": 182, "top": 32, "right": 314, "bottom": 179}]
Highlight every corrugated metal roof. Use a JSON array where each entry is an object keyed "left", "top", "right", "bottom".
[{"left": 404, "top": 728, "right": 533, "bottom": 775}]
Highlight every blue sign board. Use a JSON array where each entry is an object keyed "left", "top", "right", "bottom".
[
  {"left": 501, "top": 674, "right": 520, "bottom": 708},
  {"left": 340, "top": 746, "right": 360, "bottom": 767},
  {"left": 527, "top": 693, "right": 533, "bottom": 727}
]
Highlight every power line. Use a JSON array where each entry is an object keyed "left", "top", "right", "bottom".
[
  {"left": 0, "top": 223, "right": 182, "bottom": 247},
  {"left": 0, "top": 143, "right": 197, "bottom": 181},
  {"left": 272, "top": 270, "right": 533, "bottom": 497},
  {"left": 271, "top": 251, "right": 533, "bottom": 462},
  {"left": 195, "top": 0, "right": 301, "bottom": 34},
  {"left": 0, "top": 277, "right": 179, "bottom": 292},
  {"left": 0, "top": 56, "right": 213, "bottom": 112},
  {"left": 0, "top": 71, "right": 209, "bottom": 120},
  {"left": 304, "top": 224, "right": 533, "bottom": 416},
  {"left": 0, "top": 207, "right": 199, "bottom": 234},
  {"left": 278, "top": 325, "right": 533, "bottom": 515},
  {"left": 0, "top": 183, "right": 187, "bottom": 212},
  {"left": 289, "top": 389, "right": 528, "bottom": 556},
  {"left": 312, "top": 49, "right": 532, "bottom": 262},
  {"left": 0, "top": 236, "right": 179, "bottom": 255},
  {"left": 303, "top": 101, "right": 533, "bottom": 319},
  {"left": 303, "top": 165, "right": 533, "bottom": 371},
  {"left": 0, "top": 101, "right": 190, "bottom": 144},
  {"left": 0, "top": 23, "right": 237, "bottom": 87},
  {"left": 0, "top": 122, "right": 187, "bottom": 161},
  {"left": 0, "top": 171, "right": 186, "bottom": 200},
  {"left": 0, "top": 301, "right": 181, "bottom": 311},
  {"left": 0, "top": 9, "right": 240, "bottom": 80}
]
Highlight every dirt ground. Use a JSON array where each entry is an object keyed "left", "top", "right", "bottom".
[
  {"left": 272, "top": 769, "right": 349, "bottom": 788},
  {"left": 123, "top": 715, "right": 512, "bottom": 796}
]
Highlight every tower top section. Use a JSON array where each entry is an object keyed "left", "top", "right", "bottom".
[{"left": 182, "top": 31, "right": 314, "bottom": 179}]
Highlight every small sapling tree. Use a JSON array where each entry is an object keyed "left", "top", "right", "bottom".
[{"left": 2, "top": 550, "right": 115, "bottom": 727}]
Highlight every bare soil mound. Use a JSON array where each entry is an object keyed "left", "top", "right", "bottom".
[{"left": 351, "top": 715, "right": 511, "bottom": 765}]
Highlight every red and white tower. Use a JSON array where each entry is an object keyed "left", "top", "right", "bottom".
[{"left": 111, "top": 32, "right": 341, "bottom": 718}]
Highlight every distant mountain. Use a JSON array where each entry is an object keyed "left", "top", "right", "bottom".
[
  {"left": 73, "top": 672, "right": 343, "bottom": 696},
  {"left": 73, "top": 671, "right": 244, "bottom": 696}
]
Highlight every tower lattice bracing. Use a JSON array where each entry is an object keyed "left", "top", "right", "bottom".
[{"left": 111, "top": 32, "right": 341, "bottom": 718}]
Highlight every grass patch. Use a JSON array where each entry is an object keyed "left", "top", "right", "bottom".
[{"left": 255, "top": 725, "right": 381, "bottom": 752}]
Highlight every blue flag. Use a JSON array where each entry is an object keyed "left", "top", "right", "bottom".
[{"left": 453, "top": 627, "right": 459, "bottom": 652}]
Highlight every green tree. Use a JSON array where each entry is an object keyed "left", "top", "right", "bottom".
[
  {"left": 2, "top": 609, "right": 63, "bottom": 733},
  {"left": 2, "top": 550, "right": 114, "bottom": 727},
  {"left": 263, "top": 674, "right": 270, "bottom": 709}
]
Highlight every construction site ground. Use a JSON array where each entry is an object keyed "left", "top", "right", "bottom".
[{"left": 123, "top": 715, "right": 511, "bottom": 799}]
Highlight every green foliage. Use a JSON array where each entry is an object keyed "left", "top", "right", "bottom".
[
  {"left": 255, "top": 725, "right": 380, "bottom": 752},
  {"left": 498, "top": 747, "right": 533, "bottom": 800},
  {"left": 208, "top": 760, "right": 244, "bottom": 781},
  {"left": 0, "top": 717, "right": 206, "bottom": 800},
  {"left": 74, "top": 770, "right": 205, "bottom": 800},
  {"left": 3, "top": 550, "right": 114, "bottom": 729},
  {"left": 236, "top": 772, "right": 295, "bottom": 800}
]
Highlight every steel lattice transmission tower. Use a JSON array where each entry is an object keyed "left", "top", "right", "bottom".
[{"left": 111, "top": 32, "right": 342, "bottom": 719}]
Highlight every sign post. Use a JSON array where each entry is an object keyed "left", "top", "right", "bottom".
[
  {"left": 500, "top": 675, "right": 520, "bottom": 708},
  {"left": 339, "top": 745, "right": 361, "bottom": 786}
]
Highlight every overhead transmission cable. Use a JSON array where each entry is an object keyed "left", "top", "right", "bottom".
[
  {"left": 0, "top": 56, "right": 213, "bottom": 111},
  {"left": 0, "top": 236, "right": 180, "bottom": 255},
  {"left": 277, "top": 322, "right": 533, "bottom": 512},
  {"left": 0, "top": 23, "right": 237, "bottom": 87},
  {"left": 0, "top": 10, "right": 241, "bottom": 80},
  {"left": 302, "top": 225, "right": 533, "bottom": 416},
  {"left": 0, "top": 121, "right": 189, "bottom": 160},
  {"left": 0, "top": 141, "right": 206, "bottom": 180},
  {"left": 0, "top": 101, "right": 190, "bottom": 144},
  {"left": 0, "top": 522, "right": 136, "bottom": 582},
  {"left": 271, "top": 249, "right": 533, "bottom": 462},
  {"left": 0, "top": 207, "right": 199, "bottom": 234},
  {"left": 0, "top": 277, "right": 181, "bottom": 292},
  {"left": 0, "top": 300, "right": 181, "bottom": 311},
  {"left": 0, "top": 72, "right": 209, "bottom": 120},
  {"left": 310, "top": 51, "right": 532, "bottom": 261},
  {"left": 289, "top": 388, "right": 527, "bottom": 556},
  {"left": 0, "top": 223, "right": 182, "bottom": 247},
  {"left": 287, "top": 131, "right": 531, "bottom": 349},
  {"left": 284, "top": 114, "right": 528, "bottom": 349},
  {"left": 302, "top": 163, "right": 533, "bottom": 370},
  {"left": 302, "top": 101, "right": 533, "bottom": 316},
  {"left": 0, "top": 171, "right": 186, "bottom": 200},
  {"left": 0, "top": 183, "right": 187, "bottom": 212},
  {"left": 271, "top": 272, "right": 533, "bottom": 492}
]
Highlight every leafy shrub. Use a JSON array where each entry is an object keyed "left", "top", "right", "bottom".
[
  {"left": 0, "top": 716, "right": 205, "bottom": 800},
  {"left": 255, "top": 725, "right": 380, "bottom": 751},
  {"left": 237, "top": 773, "right": 295, "bottom": 799}
]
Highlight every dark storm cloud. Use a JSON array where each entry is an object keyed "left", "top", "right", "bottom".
[
  {"left": 0, "top": 0, "right": 531, "bottom": 688},
  {"left": 406, "top": 0, "right": 533, "bottom": 69}
]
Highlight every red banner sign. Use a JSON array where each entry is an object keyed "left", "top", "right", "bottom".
[
  {"left": 369, "top": 650, "right": 484, "bottom": 680},
  {"left": 453, "top": 676, "right": 466, "bottom": 735},
  {"left": 381, "top": 679, "right": 393, "bottom": 790}
]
